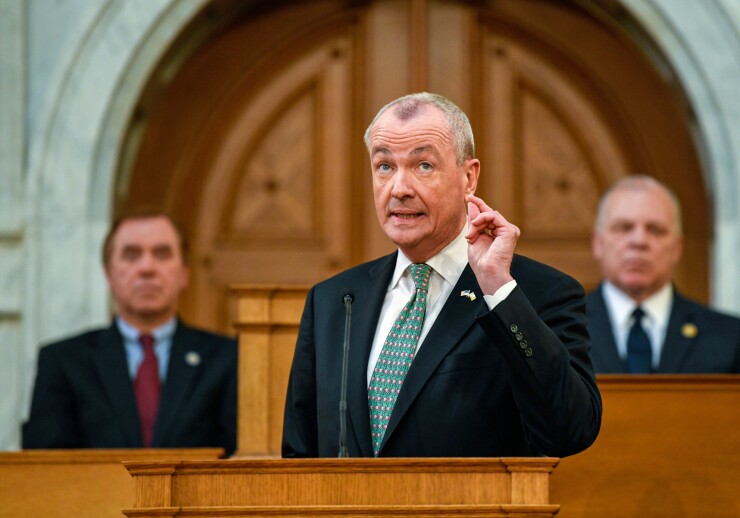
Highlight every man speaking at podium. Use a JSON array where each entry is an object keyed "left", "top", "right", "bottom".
[
  {"left": 23, "top": 210, "right": 237, "bottom": 454},
  {"left": 282, "top": 93, "right": 602, "bottom": 458}
]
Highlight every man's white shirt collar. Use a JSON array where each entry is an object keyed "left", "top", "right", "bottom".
[
  {"left": 389, "top": 226, "right": 469, "bottom": 293},
  {"left": 602, "top": 281, "right": 673, "bottom": 366}
]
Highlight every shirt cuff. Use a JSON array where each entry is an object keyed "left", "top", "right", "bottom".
[{"left": 483, "top": 280, "right": 518, "bottom": 310}]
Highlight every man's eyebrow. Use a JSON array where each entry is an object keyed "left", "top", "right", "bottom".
[
  {"left": 371, "top": 146, "right": 391, "bottom": 158},
  {"left": 410, "top": 145, "right": 440, "bottom": 158}
]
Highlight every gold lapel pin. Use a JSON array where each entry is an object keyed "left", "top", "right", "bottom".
[
  {"left": 185, "top": 351, "right": 201, "bottom": 366},
  {"left": 681, "top": 323, "right": 698, "bottom": 339},
  {"left": 460, "top": 290, "right": 477, "bottom": 301}
]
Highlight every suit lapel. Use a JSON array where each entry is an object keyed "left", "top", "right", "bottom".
[
  {"left": 91, "top": 324, "right": 142, "bottom": 446},
  {"left": 347, "top": 253, "right": 396, "bottom": 457},
  {"left": 589, "top": 286, "right": 626, "bottom": 373},
  {"left": 380, "top": 265, "right": 485, "bottom": 453},
  {"left": 657, "top": 293, "right": 696, "bottom": 373},
  {"left": 152, "top": 321, "right": 201, "bottom": 446}
]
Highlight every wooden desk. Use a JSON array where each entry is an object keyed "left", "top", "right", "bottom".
[
  {"left": 551, "top": 376, "right": 740, "bottom": 517},
  {"left": 0, "top": 448, "right": 223, "bottom": 518}
]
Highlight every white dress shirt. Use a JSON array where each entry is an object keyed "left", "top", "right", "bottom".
[
  {"left": 366, "top": 228, "right": 517, "bottom": 385},
  {"left": 602, "top": 281, "right": 673, "bottom": 369}
]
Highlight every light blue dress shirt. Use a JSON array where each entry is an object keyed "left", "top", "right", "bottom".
[{"left": 116, "top": 317, "right": 176, "bottom": 382}]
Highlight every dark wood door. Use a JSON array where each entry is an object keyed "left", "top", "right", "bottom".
[{"left": 119, "top": 0, "right": 708, "bottom": 332}]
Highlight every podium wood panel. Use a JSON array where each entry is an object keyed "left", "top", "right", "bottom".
[
  {"left": 551, "top": 376, "right": 740, "bottom": 517},
  {"left": 0, "top": 448, "right": 222, "bottom": 518},
  {"left": 123, "top": 457, "right": 559, "bottom": 517},
  {"left": 232, "top": 284, "right": 308, "bottom": 456}
]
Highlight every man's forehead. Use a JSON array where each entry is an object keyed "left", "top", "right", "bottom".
[
  {"left": 608, "top": 188, "right": 674, "bottom": 216},
  {"left": 605, "top": 202, "right": 677, "bottom": 234},
  {"left": 369, "top": 120, "right": 452, "bottom": 153},
  {"left": 113, "top": 217, "right": 178, "bottom": 244}
]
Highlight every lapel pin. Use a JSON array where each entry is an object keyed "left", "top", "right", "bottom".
[
  {"left": 185, "top": 351, "right": 201, "bottom": 366},
  {"left": 460, "top": 290, "right": 477, "bottom": 301},
  {"left": 681, "top": 323, "right": 698, "bottom": 339}
]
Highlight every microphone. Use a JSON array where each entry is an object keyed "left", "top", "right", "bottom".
[{"left": 338, "top": 287, "right": 354, "bottom": 457}]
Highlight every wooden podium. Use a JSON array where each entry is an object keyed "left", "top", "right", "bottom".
[
  {"left": 122, "top": 457, "right": 560, "bottom": 517},
  {"left": 227, "top": 285, "right": 740, "bottom": 517}
]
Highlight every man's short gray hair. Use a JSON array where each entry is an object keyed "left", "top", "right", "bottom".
[
  {"left": 595, "top": 175, "right": 683, "bottom": 236},
  {"left": 363, "top": 92, "right": 475, "bottom": 165}
]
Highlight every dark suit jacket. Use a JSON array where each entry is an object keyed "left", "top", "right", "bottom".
[
  {"left": 22, "top": 320, "right": 237, "bottom": 454},
  {"left": 587, "top": 284, "right": 740, "bottom": 373},
  {"left": 282, "top": 253, "right": 602, "bottom": 458}
]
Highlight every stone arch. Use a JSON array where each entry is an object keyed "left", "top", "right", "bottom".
[
  {"left": 25, "top": 1, "right": 210, "bottom": 347},
  {"left": 20, "top": 1, "right": 212, "bottom": 430},
  {"left": 617, "top": 0, "right": 740, "bottom": 313}
]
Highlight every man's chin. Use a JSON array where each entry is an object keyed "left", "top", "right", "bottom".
[
  {"left": 618, "top": 278, "right": 657, "bottom": 299},
  {"left": 387, "top": 233, "right": 424, "bottom": 253},
  {"left": 130, "top": 305, "right": 170, "bottom": 319}
]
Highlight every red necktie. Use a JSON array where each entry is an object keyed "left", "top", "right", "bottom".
[{"left": 134, "top": 334, "right": 160, "bottom": 447}]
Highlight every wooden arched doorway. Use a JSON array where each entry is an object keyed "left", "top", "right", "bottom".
[{"left": 117, "top": 0, "right": 708, "bottom": 333}]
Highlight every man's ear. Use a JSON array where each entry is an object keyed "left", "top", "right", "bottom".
[
  {"left": 103, "top": 264, "right": 113, "bottom": 286},
  {"left": 592, "top": 231, "right": 603, "bottom": 261},
  {"left": 465, "top": 158, "right": 480, "bottom": 195},
  {"left": 671, "top": 234, "right": 684, "bottom": 268}
]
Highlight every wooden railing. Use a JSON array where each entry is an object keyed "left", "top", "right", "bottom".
[{"left": 0, "top": 448, "right": 223, "bottom": 518}]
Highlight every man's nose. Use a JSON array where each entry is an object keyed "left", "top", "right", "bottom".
[
  {"left": 628, "top": 226, "right": 649, "bottom": 246},
  {"left": 137, "top": 252, "right": 157, "bottom": 271},
  {"left": 390, "top": 168, "right": 415, "bottom": 198}
]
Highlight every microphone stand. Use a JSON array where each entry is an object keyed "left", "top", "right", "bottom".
[{"left": 338, "top": 291, "right": 353, "bottom": 457}]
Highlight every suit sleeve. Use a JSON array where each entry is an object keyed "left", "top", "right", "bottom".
[
  {"left": 22, "top": 346, "right": 82, "bottom": 448},
  {"left": 477, "top": 274, "right": 602, "bottom": 457},
  {"left": 282, "top": 287, "right": 319, "bottom": 457}
]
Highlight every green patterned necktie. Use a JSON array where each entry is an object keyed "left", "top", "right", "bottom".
[{"left": 368, "top": 263, "right": 432, "bottom": 456}]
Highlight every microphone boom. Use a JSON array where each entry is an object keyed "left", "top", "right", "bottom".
[{"left": 338, "top": 287, "right": 353, "bottom": 457}]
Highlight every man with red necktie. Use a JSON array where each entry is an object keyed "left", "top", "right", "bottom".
[{"left": 23, "top": 210, "right": 237, "bottom": 454}]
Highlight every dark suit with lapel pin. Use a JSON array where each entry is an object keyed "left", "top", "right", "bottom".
[
  {"left": 22, "top": 321, "right": 237, "bottom": 454},
  {"left": 587, "top": 284, "right": 740, "bottom": 373},
  {"left": 282, "top": 253, "right": 602, "bottom": 458}
]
